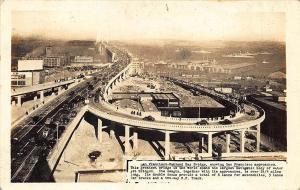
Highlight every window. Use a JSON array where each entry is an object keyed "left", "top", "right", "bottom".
[
  {"left": 11, "top": 75, "right": 18, "bottom": 79},
  {"left": 17, "top": 81, "right": 25, "bottom": 86},
  {"left": 19, "top": 75, "right": 25, "bottom": 79},
  {"left": 173, "top": 111, "right": 181, "bottom": 117},
  {"left": 169, "top": 101, "right": 179, "bottom": 107}
]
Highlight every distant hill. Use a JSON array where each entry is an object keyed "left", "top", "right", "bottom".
[
  {"left": 67, "top": 40, "right": 95, "bottom": 46},
  {"left": 11, "top": 35, "right": 101, "bottom": 70},
  {"left": 118, "top": 40, "right": 285, "bottom": 77},
  {"left": 268, "top": 71, "right": 286, "bottom": 79}
]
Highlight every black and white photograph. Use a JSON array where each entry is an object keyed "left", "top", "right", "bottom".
[{"left": 1, "top": 0, "right": 299, "bottom": 188}]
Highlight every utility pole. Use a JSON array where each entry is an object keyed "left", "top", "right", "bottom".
[{"left": 56, "top": 122, "right": 59, "bottom": 150}]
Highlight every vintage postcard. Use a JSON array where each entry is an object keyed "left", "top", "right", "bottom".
[{"left": 1, "top": 0, "right": 300, "bottom": 189}]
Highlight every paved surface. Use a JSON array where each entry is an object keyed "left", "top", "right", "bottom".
[
  {"left": 53, "top": 119, "right": 125, "bottom": 182},
  {"left": 11, "top": 80, "right": 75, "bottom": 96},
  {"left": 89, "top": 100, "right": 262, "bottom": 132},
  {"left": 11, "top": 95, "right": 54, "bottom": 124},
  {"left": 11, "top": 80, "right": 84, "bottom": 126}
]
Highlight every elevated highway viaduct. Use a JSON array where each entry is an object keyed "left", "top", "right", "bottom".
[
  {"left": 44, "top": 46, "right": 275, "bottom": 180},
  {"left": 87, "top": 98, "right": 265, "bottom": 159},
  {"left": 86, "top": 49, "right": 266, "bottom": 159},
  {"left": 11, "top": 80, "right": 76, "bottom": 107},
  {"left": 50, "top": 54, "right": 266, "bottom": 163}
]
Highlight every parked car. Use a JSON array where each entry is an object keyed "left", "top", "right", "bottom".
[
  {"left": 196, "top": 120, "right": 209, "bottom": 125},
  {"left": 143, "top": 116, "right": 155, "bottom": 121},
  {"left": 61, "top": 109, "right": 69, "bottom": 114},
  {"left": 70, "top": 110, "right": 77, "bottom": 118},
  {"left": 88, "top": 93, "right": 94, "bottom": 98},
  {"left": 69, "top": 91, "right": 75, "bottom": 96},
  {"left": 219, "top": 119, "right": 232, "bottom": 125},
  {"left": 60, "top": 115, "right": 69, "bottom": 125},
  {"left": 45, "top": 118, "right": 53, "bottom": 125},
  {"left": 63, "top": 104, "right": 71, "bottom": 111},
  {"left": 42, "top": 128, "right": 50, "bottom": 138},
  {"left": 31, "top": 116, "right": 40, "bottom": 124},
  {"left": 249, "top": 110, "right": 256, "bottom": 116}
]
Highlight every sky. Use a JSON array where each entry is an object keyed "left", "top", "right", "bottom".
[{"left": 11, "top": 1, "right": 285, "bottom": 42}]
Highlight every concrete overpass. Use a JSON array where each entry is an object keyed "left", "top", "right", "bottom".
[
  {"left": 103, "top": 63, "right": 132, "bottom": 100},
  {"left": 11, "top": 80, "right": 76, "bottom": 107},
  {"left": 91, "top": 47, "right": 265, "bottom": 159},
  {"left": 47, "top": 97, "right": 265, "bottom": 168},
  {"left": 46, "top": 47, "right": 269, "bottom": 177},
  {"left": 89, "top": 98, "right": 264, "bottom": 158}
]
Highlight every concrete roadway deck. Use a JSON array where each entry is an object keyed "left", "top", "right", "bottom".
[
  {"left": 11, "top": 80, "right": 75, "bottom": 97},
  {"left": 88, "top": 100, "right": 264, "bottom": 133}
]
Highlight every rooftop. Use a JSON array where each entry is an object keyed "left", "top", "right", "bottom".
[
  {"left": 253, "top": 96, "right": 286, "bottom": 111},
  {"left": 114, "top": 99, "right": 142, "bottom": 110},
  {"left": 111, "top": 93, "right": 138, "bottom": 100},
  {"left": 151, "top": 93, "right": 178, "bottom": 101},
  {"left": 180, "top": 95, "right": 224, "bottom": 108},
  {"left": 269, "top": 91, "right": 286, "bottom": 97},
  {"left": 112, "top": 92, "right": 178, "bottom": 101},
  {"left": 140, "top": 100, "right": 159, "bottom": 112}
]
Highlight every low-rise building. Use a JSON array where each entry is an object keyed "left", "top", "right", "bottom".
[
  {"left": 263, "top": 84, "right": 272, "bottom": 92},
  {"left": 44, "top": 57, "right": 61, "bottom": 67},
  {"left": 44, "top": 46, "right": 70, "bottom": 67},
  {"left": 11, "top": 71, "right": 44, "bottom": 87},
  {"left": 270, "top": 91, "right": 286, "bottom": 103},
  {"left": 168, "top": 59, "right": 230, "bottom": 74},
  {"left": 214, "top": 87, "right": 233, "bottom": 94},
  {"left": 247, "top": 95, "right": 286, "bottom": 149},
  {"left": 12, "top": 59, "right": 45, "bottom": 87},
  {"left": 129, "top": 58, "right": 144, "bottom": 75},
  {"left": 73, "top": 56, "right": 94, "bottom": 63}
]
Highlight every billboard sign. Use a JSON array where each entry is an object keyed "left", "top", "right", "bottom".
[{"left": 18, "top": 60, "right": 43, "bottom": 71}]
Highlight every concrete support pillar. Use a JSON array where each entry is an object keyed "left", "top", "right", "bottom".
[
  {"left": 133, "top": 131, "right": 138, "bottom": 153},
  {"left": 34, "top": 95, "right": 38, "bottom": 101},
  {"left": 17, "top": 96, "right": 22, "bottom": 107},
  {"left": 198, "top": 134, "right": 205, "bottom": 153},
  {"left": 12, "top": 100, "right": 16, "bottom": 106},
  {"left": 109, "top": 129, "right": 115, "bottom": 138},
  {"left": 240, "top": 129, "right": 245, "bottom": 153},
  {"left": 57, "top": 87, "right": 61, "bottom": 95},
  {"left": 256, "top": 124, "right": 261, "bottom": 152},
  {"left": 124, "top": 125, "right": 131, "bottom": 155},
  {"left": 98, "top": 118, "right": 103, "bottom": 143},
  {"left": 40, "top": 91, "right": 44, "bottom": 102},
  {"left": 164, "top": 131, "right": 170, "bottom": 160},
  {"left": 109, "top": 122, "right": 115, "bottom": 138},
  {"left": 226, "top": 132, "right": 231, "bottom": 153},
  {"left": 207, "top": 132, "right": 213, "bottom": 155}
]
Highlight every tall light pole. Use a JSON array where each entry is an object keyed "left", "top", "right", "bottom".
[{"left": 55, "top": 122, "right": 59, "bottom": 150}]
